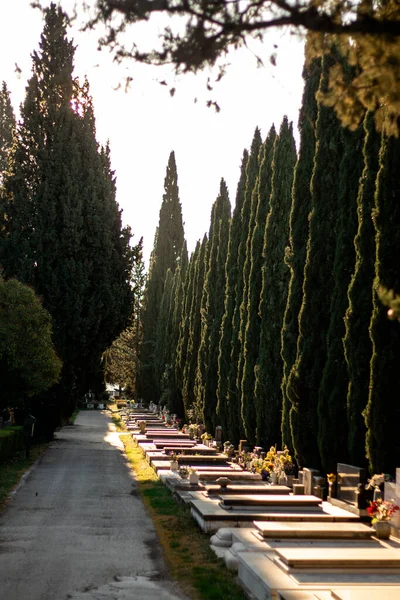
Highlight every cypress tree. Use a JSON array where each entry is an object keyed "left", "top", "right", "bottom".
[
  {"left": 317, "top": 120, "right": 365, "bottom": 472},
  {"left": 0, "top": 81, "right": 16, "bottom": 182},
  {"left": 176, "top": 242, "right": 198, "bottom": 406},
  {"left": 343, "top": 112, "right": 381, "bottom": 466},
  {"left": 0, "top": 4, "right": 134, "bottom": 419},
  {"left": 365, "top": 128, "right": 400, "bottom": 474},
  {"left": 253, "top": 117, "right": 297, "bottom": 447},
  {"left": 183, "top": 234, "right": 208, "bottom": 418},
  {"left": 220, "top": 130, "right": 262, "bottom": 442},
  {"left": 138, "top": 150, "right": 185, "bottom": 403},
  {"left": 239, "top": 126, "right": 276, "bottom": 444},
  {"left": 280, "top": 55, "right": 321, "bottom": 450},
  {"left": 216, "top": 150, "right": 249, "bottom": 441},
  {"left": 287, "top": 51, "right": 345, "bottom": 469},
  {"left": 166, "top": 242, "right": 188, "bottom": 415},
  {"left": 195, "top": 180, "right": 231, "bottom": 430}
]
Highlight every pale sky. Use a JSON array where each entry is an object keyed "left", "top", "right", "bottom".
[{"left": 0, "top": 1, "right": 305, "bottom": 265}]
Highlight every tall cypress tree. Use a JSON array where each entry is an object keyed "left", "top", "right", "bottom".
[
  {"left": 343, "top": 112, "right": 381, "bottom": 467},
  {"left": 287, "top": 51, "right": 345, "bottom": 469},
  {"left": 183, "top": 234, "right": 207, "bottom": 418},
  {"left": 280, "top": 55, "right": 321, "bottom": 450},
  {"left": 365, "top": 128, "right": 400, "bottom": 474},
  {"left": 240, "top": 127, "right": 276, "bottom": 443},
  {"left": 195, "top": 180, "right": 231, "bottom": 430},
  {"left": 138, "top": 150, "right": 185, "bottom": 403},
  {"left": 167, "top": 242, "right": 188, "bottom": 415},
  {"left": 0, "top": 4, "right": 134, "bottom": 419},
  {"left": 317, "top": 120, "right": 365, "bottom": 472},
  {"left": 216, "top": 150, "right": 248, "bottom": 441},
  {"left": 0, "top": 81, "right": 16, "bottom": 182},
  {"left": 176, "top": 242, "right": 198, "bottom": 407},
  {"left": 223, "top": 131, "right": 262, "bottom": 442},
  {"left": 253, "top": 117, "right": 297, "bottom": 446}
]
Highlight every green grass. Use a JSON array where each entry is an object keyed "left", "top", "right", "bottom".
[
  {"left": 0, "top": 443, "right": 48, "bottom": 513},
  {"left": 69, "top": 410, "right": 79, "bottom": 424}
]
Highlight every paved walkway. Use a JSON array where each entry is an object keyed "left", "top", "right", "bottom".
[{"left": 0, "top": 411, "right": 190, "bottom": 600}]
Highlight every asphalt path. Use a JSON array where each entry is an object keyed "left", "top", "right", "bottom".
[{"left": 0, "top": 411, "right": 190, "bottom": 600}]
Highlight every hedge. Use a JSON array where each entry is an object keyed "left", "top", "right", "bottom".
[{"left": 0, "top": 426, "right": 24, "bottom": 462}]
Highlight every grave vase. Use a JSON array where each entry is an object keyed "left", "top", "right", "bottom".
[
  {"left": 373, "top": 520, "right": 391, "bottom": 539},
  {"left": 270, "top": 471, "right": 278, "bottom": 485},
  {"left": 170, "top": 460, "right": 178, "bottom": 471},
  {"left": 373, "top": 486, "right": 383, "bottom": 501},
  {"left": 189, "top": 473, "right": 199, "bottom": 485}
]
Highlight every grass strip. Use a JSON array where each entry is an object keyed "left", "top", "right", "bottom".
[
  {"left": 0, "top": 443, "right": 48, "bottom": 513},
  {"left": 113, "top": 414, "right": 247, "bottom": 600}
]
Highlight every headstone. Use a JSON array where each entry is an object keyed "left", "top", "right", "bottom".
[
  {"left": 303, "top": 467, "right": 319, "bottom": 496},
  {"left": 215, "top": 426, "right": 223, "bottom": 442},
  {"left": 337, "top": 462, "right": 367, "bottom": 506},
  {"left": 238, "top": 440, "right": 247, "bottom": 453},
  {"left": 396, "top": 468, "right": 400, "bottom": 501}
]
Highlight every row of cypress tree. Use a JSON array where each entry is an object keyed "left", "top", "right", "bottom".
[
  {"left": 0, "top": 4, "right": 136, "bottom": 427},
  {"left": 138, "top": 45, "right": 400, "bottom": 476}
]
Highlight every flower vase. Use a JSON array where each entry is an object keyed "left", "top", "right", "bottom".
[
  {"left": 328, "top": 481, "right": 338, "bottom": 499},
  {"left": 170, "top": 460, "right": 178, "bottom": 471},
  {"left": 373, "top": 520, "right": 391, "bottom": 539},
  {"left": 279, "top": 473, "right": 287, "bottom": 486},
  {"left": 189, "top": 473, "right": 199, "bottom": 485},
  {"left": 373, "top": 486, "right": 383, "bottom": 501},
  {"left": 271, "top": 471, "right": 278, "bottom": 485}
]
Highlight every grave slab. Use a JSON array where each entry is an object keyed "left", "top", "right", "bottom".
[
  {"left": 330, "top": 589, "right": 400, "bottom": 600},
  {"left": 220, "top": 495, "right": 322, "bottom": 508},
  {"left": 275, "top": 547, "right": 400, "bottom": 569},
  {"left": 253, "top": 522, "right": 373, "bottom": 539},
  {"left": 205, "top": 484, "right": 290, "bottom": 496}
]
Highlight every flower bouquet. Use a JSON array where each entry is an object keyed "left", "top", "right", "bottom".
[{"left": 367, "top": 498, "right": 399, "bottom": 523}]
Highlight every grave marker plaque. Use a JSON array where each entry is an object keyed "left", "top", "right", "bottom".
[{"left": 337, "top": 463, "right": 367, "bottom": 506}]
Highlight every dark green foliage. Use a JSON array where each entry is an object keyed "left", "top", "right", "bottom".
[
  {"left": 253, "top": 117, "right": 296, "bottom": 447},
  {"left": 0, "top": 81, "right": 16, "bottom": 181},
  {"left": 365, "top": 129, "right": 400, "bottom": 474},
  {"left": 317, "top": 120, "right": 365, "bottom": 472},
  {"left": 103, "top": 236, "right": 145, "bottom": 399},
  {"left": 138, "top": 150, "right": 185, "bottom": 403},
  {"left": 221, "top": 130, "right": 262, "bottom": 442},
  {"left": 239, "top": 127, "right": 276, "bottom": 444},
  {"left": 175, "top": 242, "right": 198, "bottom": 403},
  {"left": 0, "top": 5, "right": 134, "bottom": 419},
  {"left": 216, "top": 150, "right": 249, "bottom": 442},
  {"left": 157, "top": 243, "right": 188, "bottom": 414},
  {"left": 280, "top": 56, "right": 321, "bottom": 450},
  {"left": 343, "top": 112, "right": 381, "bottom": 467},
  {"left": 0, "top": 276, "right": 62, "bottom": 409},
  {"left": 287, "top": 52, "right": 344, "bottom": 469},
  {"left": 182, "top": 235, "right": 207, "bottom": 418},
  {"left": 194, "top": 180, "right": 231, "bottom": 429}
]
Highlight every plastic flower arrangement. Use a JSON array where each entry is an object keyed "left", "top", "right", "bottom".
[
  {"left": 365, "top": 473, "right": 393, "bottom": 490},
  {"left": 278, "top": 446, "right": 295, "bottom": 475},
  {"left": 261, "top": 446, "right": 277, "bottom": 473},
  {"left": 367, "top": 498, "right": 399, "bottom": 523},
  {"left": 327, "top": 473, "right": 337, "bottom": 484}
]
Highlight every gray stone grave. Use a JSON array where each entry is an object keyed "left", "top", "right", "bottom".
[
  {"left": 329, "top": 463, "right": 369, "bottom": 516},
  {"left": 303, "top": 468, "right": 319, "bottom": 496}
]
